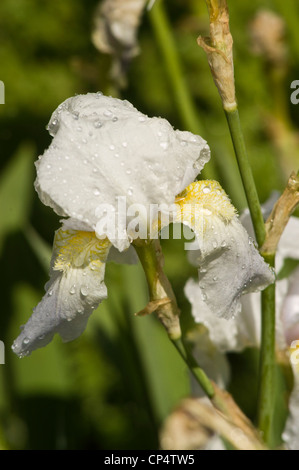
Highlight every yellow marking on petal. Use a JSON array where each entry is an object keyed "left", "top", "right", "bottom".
[
  {"left": 174, "top": 180, "right": 237, "bottom": 237},
  {"left": 176, "top": 180, "right": 236, "bottom": 221},
  {"left": 53, "top": 229, "right": 111, "bottom": 273}
]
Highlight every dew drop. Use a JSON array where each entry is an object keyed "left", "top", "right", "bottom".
[
  {"left": 94, "top": 120, "right": 103, "bottom": 128},
  {"left": 109, "top": 144, "right": 115, "bottom": 150},
  {"left": 122, "top": 141, "right": 128, "bottom": 147},
  {"left": 112, "top": 116, "right": 118, "bottom": 122},
  {"left": 221, "top": 241, "right": 227, "bottom": 247},
  {"left": 202, "top": 185, "right": 211, "bottom": 194},
  {"left": 160, "top": 142, "right": 168, "bottom": 150},
  {"left": 70, "top": 285, "right": 76, "bottom": 295},
  {"left": 93, "top": 189, "right": 100, "bottom": 196},
  {"left": 201, "top": 293, "right": 207, "bottom": 301},
  {"left": 80, "top": 286, "right": 89, "bottom": 297},
  {"left": 126, "top": 169, "right": 132, "bottom": 175},
  {"left": 128, "top": 188, "right": 133, "bottom": 196},
  {"left": 72, "top": 112, "right": 79, "bottom": 120},
  {"left": 23, "top": 337, "right": 30, "bottom": 345},
  {"left": 104, "top": 110, "right": 113, "bottom": 117},
  {"left": 48, "top": 290, "right": 53, "bottom": 296}
]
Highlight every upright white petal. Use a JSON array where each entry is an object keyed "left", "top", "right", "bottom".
[
  {"left": 12, "top": 229, "right": 111, "bottom": 357},
  {"left": 282, "top": 359, "right": 299, "bottom": 450},
  {"left": 282, "top": 267, "right": 299, "bottom": 346},
  {"left": 35, "top": 93, "right": 210, "bottom": 250},
  {"left": 177, "top": 181, "right": 274, "bottom": 320}
]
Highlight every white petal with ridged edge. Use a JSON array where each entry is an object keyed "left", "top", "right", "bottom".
[
  {"left": 176, "top": 181, "right": 275, "bottom": 320},
  {"left": 12, "top": 229, "right": 111, "bottom": 357},
  {"left": 35, "top": 93, "right": 210, "bottom": 251}
]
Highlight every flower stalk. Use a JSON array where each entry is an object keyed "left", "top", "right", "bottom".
[{"left": 134, "top": 238, "right": 215, "bottom": 397}]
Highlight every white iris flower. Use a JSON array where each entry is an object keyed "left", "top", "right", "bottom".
[{"left": 12, "top": 93, "right": 274, "bottom": 358}]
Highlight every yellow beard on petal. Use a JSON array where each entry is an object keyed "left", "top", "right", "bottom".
[
  {"left": 175, "top": 180, "right": 237, "bottom": 234},
  {"left": 53, "top": 229, "right": 111, "bottom": 272}
]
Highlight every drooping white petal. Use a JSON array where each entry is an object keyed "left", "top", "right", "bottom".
[
  {"left": 177, "top": 181, "right": 275, "bottom": 320},
  {"left": 12, "top": 229, "right": 111, "bottom": 357},
  {"left": 35, "top": 93, "right": 210, "bottom": 250}
]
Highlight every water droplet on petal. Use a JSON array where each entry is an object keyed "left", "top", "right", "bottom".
[
  {"left": 112, "top": 116, "right": 118, "bottom": 122},
  {"left": 23, "top": 337, "right": 30, "bottom": 345},
  {"left": 160, "top": 142, "right": 168, "bottom": 150},
  {"left": 203, "top": 185, "right": 211, "bottom": 194},
  {"left": 128, "top": 188, "right": 133, "bottom": 196},
  {"left": 48, "top": 290, "right": 53, "bottom": 296},
  {"left": 93, "top": 189, "right": 100, "bottom": 196},
  {"left": 104, "top": 110, "right": 113, "bottom": 117},
  {"left": 221, "top": 241, "right": 227, "bottom": 247},
  {"left": 94, "top": 120, "right": 103, "bottom": 128},
  {"left": 70, "top": 285, "right": 76, "bottom": 295},
  {"left": 80, "top": 286, "right": 89, "bottom": 297}
]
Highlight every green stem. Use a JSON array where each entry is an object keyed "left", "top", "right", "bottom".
[
  {"left": 257, "top": 253, "right": 276, "bottom": 447},
  {"left": 172, "top": 338, "right": 215, "bottom": 398},
  {"left": 149, "top": 0, "right": 217, "bottom": 179},
  {"left": 225, "top": 108, "right": 276, "bottom": 446},
  {"left": 225, "top": 108, "right": 265, "bottom": 247},
  {"left": 134, "top": 239, "right": 215, "bottom": 398}
]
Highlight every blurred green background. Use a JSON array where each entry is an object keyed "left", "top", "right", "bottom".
[{"left": 0, "top": 0, "right": 298, "bottom": 449}]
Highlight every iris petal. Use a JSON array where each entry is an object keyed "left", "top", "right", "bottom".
[
  {"left": 12, "top": 229, "right": 110, "bottom": 357},
  {"left": 177, "top": 180, "right": 275, "bottom": 319}
]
